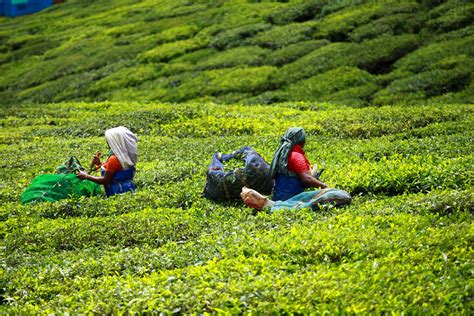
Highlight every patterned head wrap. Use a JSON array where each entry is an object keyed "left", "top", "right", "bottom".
[{"left": 268, "top": 127, "right": 306, "bottom": 179}]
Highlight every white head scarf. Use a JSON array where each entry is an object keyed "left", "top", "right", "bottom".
[{"left": 105, "top": 126, "right": 138, "bottom": 170}]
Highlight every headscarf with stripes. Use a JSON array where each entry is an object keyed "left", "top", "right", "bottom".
[{"left": 268, "top": 127, "right": 306, "bottom": 179}]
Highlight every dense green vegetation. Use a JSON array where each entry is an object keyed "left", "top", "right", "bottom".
[
  {"left": 1, "top": 102, "right": 473, "bottom": 313},
  {"left": 1, "top": 0, "right": 473, "bottom": 313},
  {"left": 0, "top": 0, "right": 473, "bottom": 105}
]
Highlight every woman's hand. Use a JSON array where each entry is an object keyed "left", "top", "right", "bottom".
[
  {"left": 77, "top": 171, "right": 89, "bottom": 180},
  {"left": 91, "top": 155, "right": 101, "bottom": 166},
  {"left": 298, "top": 171, "right": 329, "bottom": 189}
]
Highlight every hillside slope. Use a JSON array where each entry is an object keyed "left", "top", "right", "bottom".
[{"left": 0, "top": 0, "right": 473, "bottom": 106}]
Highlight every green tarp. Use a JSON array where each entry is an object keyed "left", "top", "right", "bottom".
[{"left": 21, "top": 173, "right": 101, "bottom": 204}]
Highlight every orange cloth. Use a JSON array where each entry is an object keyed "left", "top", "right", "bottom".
[{"left": 102, "top": 155, "right": 123, "bottom": 173}]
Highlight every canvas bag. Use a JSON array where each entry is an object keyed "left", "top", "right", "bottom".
[{"left": 20, "top": 157, "right": 101, "bottom": 204}]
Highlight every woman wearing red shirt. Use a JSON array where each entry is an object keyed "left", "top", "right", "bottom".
[
  {"left": 240, "top": 127, "right": 353, "bottom": 212},
  {"left": 269, "top": 127, "right": 327, "bottom": 201}
]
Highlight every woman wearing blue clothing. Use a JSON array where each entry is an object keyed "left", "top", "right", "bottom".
[
  {"left": 269, "top": 127, "right": 328, "bottom": 201},
  {"left": 77, "top": 126, "right": 138, "bottom": 197},
  {"left": 241, "top": 127, "right": 351, "bottom": 211}
]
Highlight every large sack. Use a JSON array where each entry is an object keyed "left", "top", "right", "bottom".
[
  {"left": 21, "top": 156, "right": 102, "bottom": 204},
  {"left": 21, "top": 173, "right": 101, "bottom": 204},
  {"left": 204, "top": 146, "right": 273, "bottom": 201}
]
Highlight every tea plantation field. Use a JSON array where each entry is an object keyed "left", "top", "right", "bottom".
[
  {"left": 1, "top": 0, "right": 473, "bottom": 313},
  {"left": 1, "top": 0, "right": 473, "bottom": 106},
  {"left": 0, "top": 101, "right": 473, "bottom": 313}
]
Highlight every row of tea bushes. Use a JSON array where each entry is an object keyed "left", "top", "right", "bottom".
[
  {"left": 1, "top": 0, "right": 472, "bottom": 105},
  {"left": 1, "top": 101, "right": 472, "bottom": 313}
]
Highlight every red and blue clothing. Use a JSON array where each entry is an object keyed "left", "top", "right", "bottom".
[
  {"left": 100, "top": 155, "right": 135, "bottom": 197},
  {"left": 272, "top": 144, "right": 310, "bottom": 201}
]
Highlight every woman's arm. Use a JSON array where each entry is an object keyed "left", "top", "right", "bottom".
[
  {"left": 297, "top": 171, "right": 328, "bottom": 189},
  {"left": 77, "top": 170, "right": 114, "bottom": 185}
]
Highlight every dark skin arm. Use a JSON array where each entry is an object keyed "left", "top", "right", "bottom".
[
  {"left": 297, "top": 171, "right": 328, "bottom": 189},
  {"left": 77, "top": 154, "right": 115, "bottom": 185},
  {"left": 77, "top": 170, "right": 114, "bottom": 185}
]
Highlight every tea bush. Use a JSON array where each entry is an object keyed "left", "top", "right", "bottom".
[
  {"left": 266, "top": 0, "right": 326, "bottom": 25},
  {"left": 161, "top": 66, "right": 277, "bottom": 102},
  {"left": 266, "top": 39, "right": 329, "bottom": 66},
  {"left": 0, "top": 101, "right": 472, "bottom": 313},
  {"left": 374, "top": 56, "right": 473, "bottom": 105},
  {"left": 0, "top": 0, "right": 472, "bottom": 105},
  {"left": 87, "top": 64, "right": 159, "bottom": 96},
  {"left": 1, "top": 0, "right": 473, "bottom": 310},
  {"left": 272, "top": 42, "right": 358, "bottom": 85},
  {"left": 195, "top": 46, "right": 269, "bottom": 70},
  {"left": 209, "top": 23, "right": 272, "bottom": 50},
  {"left": 349, "top": 12, "right": 427, "bottom": 42},
  {"left": 427, "top": 1, "right": 474, "bottom": 32},
  {"left": 139, "top": 38, "right": 207, "bottom": 63},
  {"left": 249, "top": 21, "right": 317, "bottom": 49},
  {"left": 313, "top": 1, "right": 387, "bottom": 41},
  {"left": 284, "top": 66, "right": 379, "bottom": 106},
  {"left": 393, "top": 36, "right": 474, "bottom": 73},
  {"left": 272, "top": 34, "right": 419, "bottom": 87}
]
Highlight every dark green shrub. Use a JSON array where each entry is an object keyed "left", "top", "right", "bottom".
[
  {"left": 10, "top": 40, "right": 59, "bottom": 60},
  {"left": 314, "top": 1, "right": 386, "bottom": 41},
  {"left": 159, "top": 66, "right": 277, "bottom": 102},
  {"left": 272, "top": 42, "right": 358, "bottom": 86},
  {"left": 242, "top": 90, "right": 290, "bottom": 105},
  {"left": 322, "top": 85, "right": 379, "bottom": 107},
  {"left": 0, "top": 0, "right": 473, "bottom": 107},
  {"left": 249, "top": 21, "right": 317, "bottom": 49},
  {"left": 16, "top": 72, "right": 96, "bottom": 103},
  {"left": 266, "top": 39, "right": 329, "bottom": 66},
  {"left": 433, "top": 25, "right": 474, "bottom": 42},
  {"left": 196, "top": 46, "right": 269, "bottom": 69},
  {"left": 373, "top": 65, "right": 472, "bottom": 105},
  {"left": 266, "top": 0, "right": 326, "bottom": 25},
  {"left": 0, "top": 44, "right": 8, "bottom": 54},
  {"left": 416, "top": 0, "right": 445, "bottom": 9},
  {"left": 104, "top": 21, "right": 150, "bottom": 39},
  {"left": 0, "top": 51, "right": 13, "bottom": 64},
  {"left": 152, "top": 25, "right": 200, "bottom": 43},
  {"left": 139, "top": 38, "right": 206, "bottom": 63},
  {"left": 6, "top": 53, "right": 104, "bottom": 91},
  {"left": 393, "top": 37, "right": 474, "bottom": 73},
  {"left": 273, "top": 34, "right": 419, "bottom": 86},
  {"left": 428, "top": 80, "right": 474, "bottom": 104},
  {"left": 428, "top": 1, "right": 471, "bottom": 22},
  {"left": 284, "top": 66, "right": 378, "bottom": 106},
  {"left": 171, "top": 48, "right": 217, "bottom": 64},
  {"left": 319, "top": 0, "right": 365, "bottom": 16},
  {"left": 210, "top": 23, "right": 272, "bottom": 50},
  {"left": 427, "top": 2, "right": 474, "bottom": 33},
  {"left": 349, "top": 13, "right": 427, "bottom": 42},
  {"left": 199, "top": 2, "right": 280, "bottom": 34},
  {"left": 87, "top": 64, "right": 159, "bottom": 95},
  {"left": 6, "top": 33, "right": 41, "bottom": 51},
  {"left": 204, "top": 66, "right": 276, "bottom": 95},
  {"left": 356, "top": 34, "right": 421, "bottom": 74},
  {"left": 315, "top": 1, "right": 426, "bottom": 42},
  {"left": 156, "top": 63, "right": 193, "bottom": 77}
]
